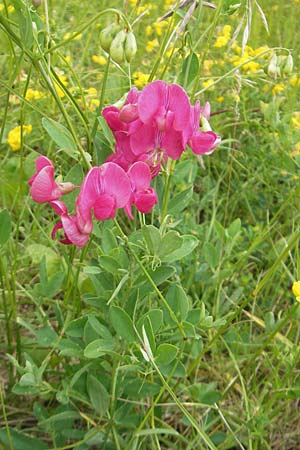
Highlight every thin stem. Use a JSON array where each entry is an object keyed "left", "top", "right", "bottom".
[
  {"left": 160, "top": 159, "right": 176, "bottom": 222},
  {"left": 91, "top": 55, "right": 111, "bottom": 142}
]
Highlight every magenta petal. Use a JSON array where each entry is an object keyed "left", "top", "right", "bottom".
[
  {"left": 138, "top": 80, "right": 167, "bottom": 124},
  {"left": 30, "top": 166, "right": 61, "bottom": 203},
  {"left": 93, "top": 193, "right": 116, "bottom": 220},
  {"left": 130, "top": 123, "right": 156, "bottom": 155},
  {"left": 36, "top": 155, "right": 53, "bottom": 171},
  {"left": 50, "top": 200, "right": 68, "bottom": 216},
  {"left": 77, "top": 167, "right": 100, "bottom": 219},
  {"left": 127, "top": 161, "right": 151, "bottom": 191},
  {"left": 51, "top": 221, "right": 63, "bottom": 240},
  {"left": 102, "top": 106, "right": 127, "bottom": 132},
  {"left": 61, "top": 215, "right": 90, "bottom": 247},
  {"left": 189, "top": 131, "right": 219, "bottom": 155},
  {"left": 168, "top": 84, "right": 191, "bottom": 131},
  {"left": 134, "top": 188, "right": 158, "bottom": 214},
  {"left": 161, "top": 128, "right": 185, "bottom": 160},
  {"left": 100, "top": 162, "right": 131, "bottom": 208},
  {"left": 124, "top": 201, "right": 134, "bottom": 220},
  {"left": 125, "top": 86, "right": 140, "bottom": 104}
]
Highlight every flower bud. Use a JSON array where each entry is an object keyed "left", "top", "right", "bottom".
[
  {"left": 124, "top": 31, "right": 137, "bottom": 62},
  {"left": 282, "top": 54, "right": 293, "bottom": 75},
  {"left": 267, "top": 54, "right": 280, "bottom": 78},
  {"left": 119, "top": 104, "right": 139, "bottom": 122},
  {"left": 110, "top": 29, "right": 127, "bottom": 64},
  {"left": 99, "top": 23, "right": 121, "bottom": 53}
]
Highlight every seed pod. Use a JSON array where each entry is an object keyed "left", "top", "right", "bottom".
[
  {"left": 110, "top": 29, "right": 127, "bottom": 64},
  {"left": 124, "top": 31, "right": 137, "bottom": 62},
  {"left": 282, "top": 54, "right": 293, "bottom": 75},
  {"left": 99, "top": 23, "right": 121, "bottom": 53},
  {"left": 32, "top": 0, "right": 42, "bottom": 6}
]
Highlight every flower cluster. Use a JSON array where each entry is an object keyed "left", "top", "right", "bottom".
[
  {"left": 103, "top": 80, "right": 220, "bottom": 173},
  {"left": 29, "top": 80, "right": 220, "bottom": 247}
]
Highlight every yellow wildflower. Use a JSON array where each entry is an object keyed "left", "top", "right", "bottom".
[
  {"left": 133, "top": 71, "right": 150, "bottom": 88},
  {"left": 146, "top": 25, "right": 152, "bottom": 36},
  {"left": 203, "top": 59, "right": 213, "bottom": 75},
  {"left": 214, "top": 25, "right": 231, "bottom": 48},
  {"left": 55, "top": 74, "right": 68, "bottom": 98},
  {"left": 7, "top": 125, "right": 32, "bottom": 151},
  {"left": 272, "top": 83, "right": 285, "bottom": 95},
  {"left": 154, "top": 21, "right": 168, "bottom": 36},
  {"left": 0, "top": 4, "right": 14, "bottom": 12},
  {"left": 92, "top": 55, "right": 107, "bottom": 65},
  {"left": 88, "top": 98, "right": 100, "bottom": 112},
  {"left": 146, "top": 38, "right": 159, "bottom": 53},
  {"left": 292, "top": 112, "right": 300, "bottom": 128},
  {"left": 216, "top": 96, "right": 224, "bottom": 103},
  {"left": 65, "top": 55, "right": 72, "bottom": 64},
  {"left": 202, "top": 78, "right": 215, "bottom": 90},
  {"left": 63, "top": 32, "right": 82, "bottom": 41},
  {"left": 86, "top": 87, "right": 97, "bottom": 96},
  {"left": 25, "top": 89, "right": 44, "bottom": 101},
  {"left": 292, "top": 281, "right": 300, "bottom": 302},
  {"left": 290, "top": 76, "right": 300, "bottom": 87}
]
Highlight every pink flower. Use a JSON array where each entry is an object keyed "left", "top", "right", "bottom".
[
  {"left": 76, "top": 162, "right": 132, "bottom": 224},
  {"left": 50, "top": 201, "right": 90, "bottom": 247},
  {"left": 124, "top": 161, "right": 158, "bottom": 219},
  {"left": 102, "top": 81, "right": 221, "bottom": 170},
  {"left": 29, "top": 156, "right": 76, "bottom": 203},
  {"left": 188, "top": 102, "right": 221, "bottom": 155}
]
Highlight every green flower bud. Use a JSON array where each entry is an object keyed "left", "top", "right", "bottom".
[
  {"left": 282, "top": 54, "right": 293, "bottom": 75},
  {"left": 110, "top": 29, "right": 127, "bottom": 64},
  {"left": 124, "top": 31, "right": 137, "bottom": 62},
  {"left": 99, "top": 23, "right": 121, "bottom": 53}
]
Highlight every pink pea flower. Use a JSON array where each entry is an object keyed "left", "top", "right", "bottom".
[
  {"left": 50, "top": 201, "right": 90, "bottom": 247},
  {"left": 29, "top": 156, "right": 77, "bottom": 203},
  {"left": 125, "top": 161, "right": 158, "bottom": 219},
  {"left": 76, "top": 162, "right": 132, "bottom": 224},
  {"left": 188, "top": 102, "right": 221, "bottom": 155}
]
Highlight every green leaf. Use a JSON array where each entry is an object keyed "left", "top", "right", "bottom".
[
  {"left": 179, "top": 52, "right": 199, "bottom": 88},
  {"left": 0, "top": 428, "right": 48, "bottom": 450},
  {"left": 156, "top": 343, "right": 178, "bottom": 365},
  {"left": 168, "top": 187, "right": 193, "bottom": 215},
  {"left": 165, "top": 284, "right": 190, "bottom": 323},
  {"left": 109, "top": 306, "right": 136, "bottom": 343},
  {"left": 65, "top": 317, "right": 87, "bottom": 337},
  {"left": 87, "top": 315, "right": 112, "bottom": 339},
  {"left": 84, "top": 339, "right": 115, "bottom": 358},
  {"left": 162, "top": 235, "right": 198, "bottom": 262},
  {"left": 35, "top": 325, "right": 58, "bottom": 347},
  {"left": 0, "top": 210, "right": 12, "bottom": 246},
  {"left": 99, "top": 255, "right": 121, "bottom": 274},
  {"left": 203, "top": 242, "right": 219, "bottom": 269},
  {"left": 142, "top": 225, "right": 161, "bottom": 255},
  {"left": 158, "top": 231, "right": 183, "bottom": 258},
  {"left": 58, "top": 338, "right": 83, "bottom": 357},
  {"left": 42, "top": 117, "right": 77, "bottom": 155},
  {"left": 87, "top": 374, "right": 110, "bottom": 416},
  {"left": 227, "top": 218, "right": 241, "bottom": 239},
  {"left": 189, "top": 383, "right": 222, "bottom": 405}
]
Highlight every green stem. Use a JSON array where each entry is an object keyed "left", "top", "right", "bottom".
[
  {"left": 160, "top": 159, "right": 176, "bottom": 222},
  {"left": 91, "top": 55, "right": 111, "bottom": 142}
]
